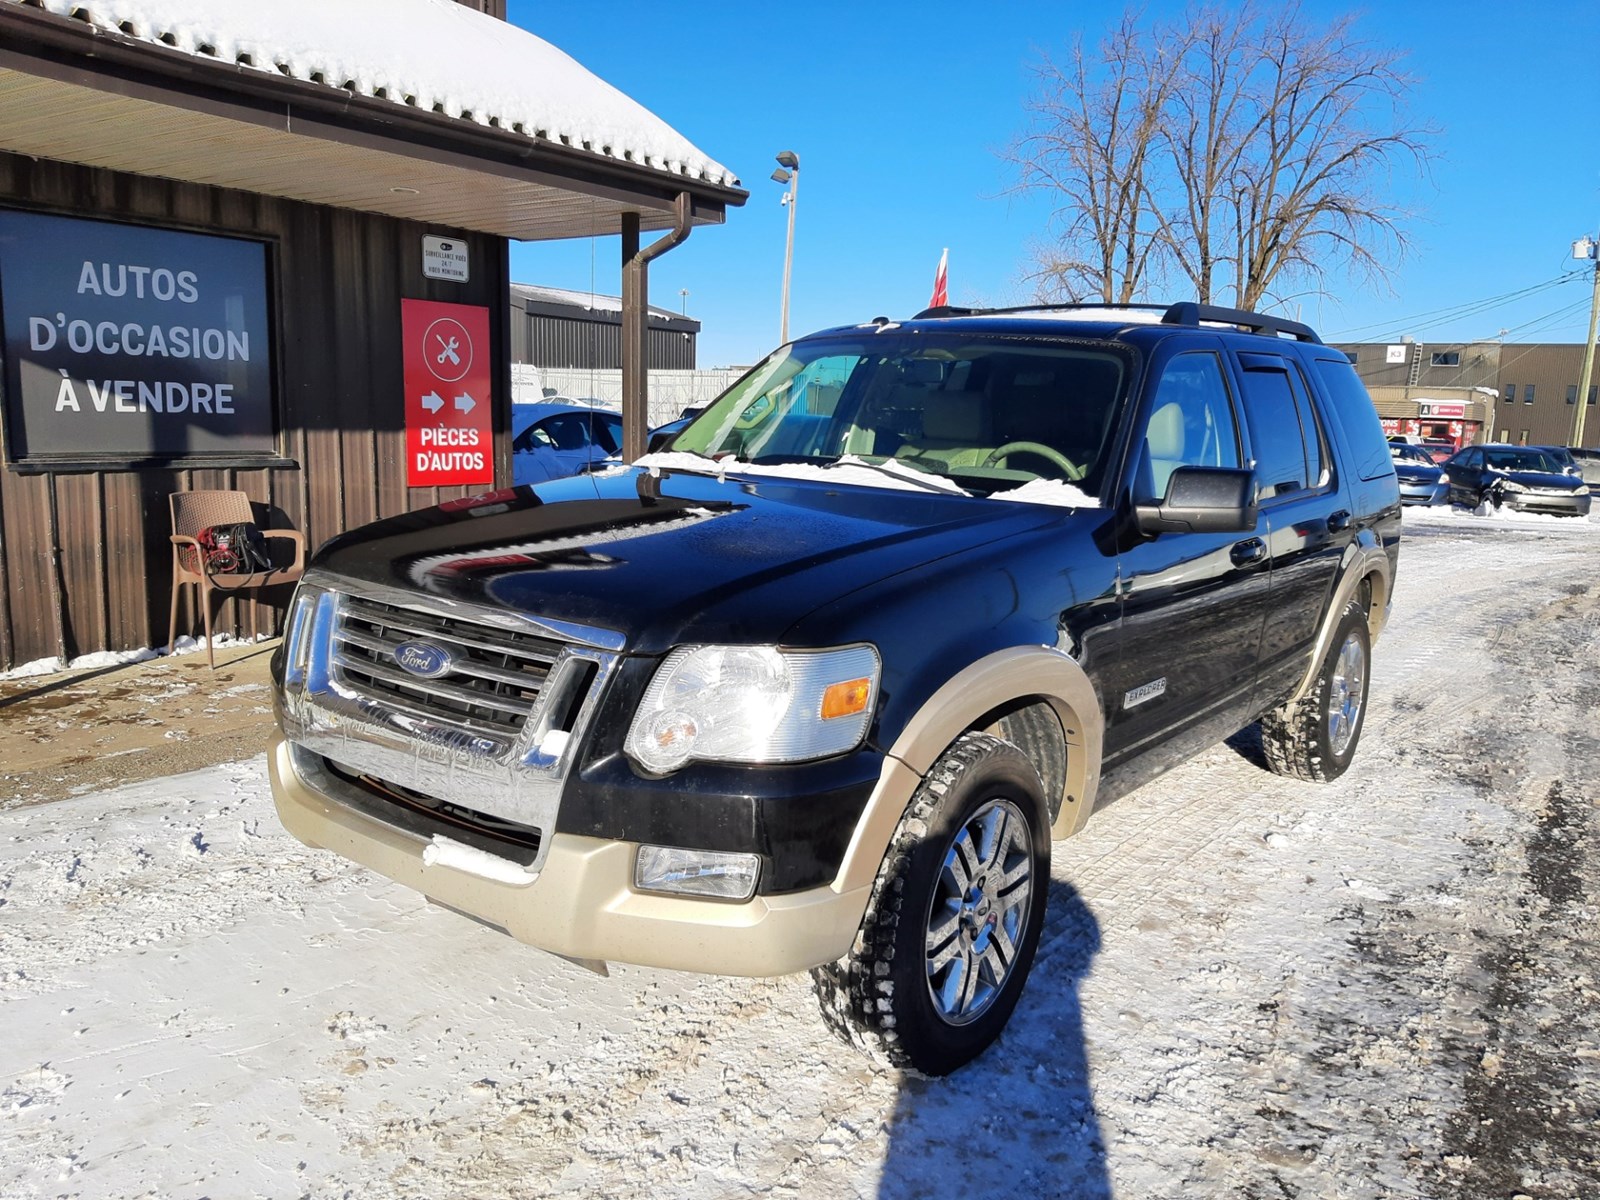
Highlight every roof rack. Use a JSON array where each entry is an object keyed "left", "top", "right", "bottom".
[
  {"left": 910, "top": 302, "right": 1169, "bottom": 322},
  {"left": 1160, "top": 302, "right": 1321, "bottom": 343},
  {"left": 907, "top": 300, "right": 1322, "bottom": 343}
]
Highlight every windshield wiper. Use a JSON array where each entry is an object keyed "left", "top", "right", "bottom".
[{"left": 824, "top": 457, "right": 972, "bottom": 495}]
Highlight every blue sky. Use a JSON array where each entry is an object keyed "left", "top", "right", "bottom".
[{"left": 506, "top": 1, "right": 1600, "bottom": 367}]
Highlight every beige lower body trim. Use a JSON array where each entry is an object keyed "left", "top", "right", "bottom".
[{"left": 269, "top": 734, "right": 870, "bottom": 977}]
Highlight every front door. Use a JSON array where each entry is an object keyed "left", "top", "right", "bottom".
[{"left": 1104, "top": 343, "right": 1270, "bottom": 776}]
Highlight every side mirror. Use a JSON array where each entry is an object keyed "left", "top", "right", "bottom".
[
  {"left": 647, "top": 428, "right": 677, "bottom": 454},
  {"left": 1135, "top": 466, "right": 1258, "bottom": 535}
]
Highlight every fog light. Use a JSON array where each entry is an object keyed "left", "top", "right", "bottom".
[{"left": 635, "top": 845, "right": 759, "bottom": 900}]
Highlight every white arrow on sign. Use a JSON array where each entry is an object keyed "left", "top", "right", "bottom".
[
  {"left": 421, "top": 391, "right": 444, "bottom": 414},
  {"left": 454, "top": 392, "right": 476, "bottom": 415}
]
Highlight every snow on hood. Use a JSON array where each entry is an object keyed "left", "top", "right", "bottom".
[
  {"left": 631, "top": 453, "right": 968, "bottom": 495},
  {"left": 990, "top": 479, "right": 1102, "bottom": 508},
  {"left": 16, "top": 0, "right": 736, "bottom": 186},
  {"left": 630, "top": 454, "right": 1104, "bottom": 506}
]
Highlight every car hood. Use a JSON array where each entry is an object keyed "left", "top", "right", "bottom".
[
  {"left": 308, "top": 466, "right": 1076, "bottom": 654},
  {"left": 1491, "top": 469, "right": 1582, "bottom": 490},
  {"left": 1394, "top": 462, "right": 1443, "bottom": 483}
]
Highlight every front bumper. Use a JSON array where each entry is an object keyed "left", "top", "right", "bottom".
[
  {"left": 269, "top": 733, "right": 873, "bottom": 976},
  {"left": 1398, "top": 481, "right": 1448, "bottom": 506},
  {"left": 1502, "top": 491, "right": 1592, "bottom": 517}
]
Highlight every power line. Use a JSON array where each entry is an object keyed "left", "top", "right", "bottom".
[{"left": 1326, "top": 271, "right": 1587, "bottom": 342}]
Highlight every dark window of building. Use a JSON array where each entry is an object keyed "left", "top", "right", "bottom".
[
  {"left": 1502, "top": 384, "right": 1515, "bottom": 404},
  {"left": 1344, "top": 350, "right": 1358, "bottom": 364},
  {"left": 1590, "top": 386, "right": 1597, "bottom": 407},
  {"left": 1568, "top": 385, "right": 1579, "bottom": 405},
  {"left": 1524, "top": 385, "right": 1536, "bottom": 405},
  {"left": 1430, "top": 351, "right": 1460, "bottom": 367}
]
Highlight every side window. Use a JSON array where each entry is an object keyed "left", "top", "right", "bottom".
[
  {"left": 1236, "top": 357, "right": 1326, "bottom": 500},
  {"left": 1136, "top": 351, "right": 1242, "bottom": 503},
  {"left": 1312, "top": 358, "right": 1389, "bottom": 482}
]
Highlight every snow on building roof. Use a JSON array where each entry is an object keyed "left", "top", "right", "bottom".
[{"left": 13, "top": 0, "right": 737, "bottom": 188}]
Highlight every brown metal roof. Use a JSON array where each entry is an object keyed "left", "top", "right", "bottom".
[{"left": 0, "top": 5, "right": 747, "bottom": 240}]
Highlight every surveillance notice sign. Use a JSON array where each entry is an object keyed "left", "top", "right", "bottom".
[{"left": 402, "top": 298, "right": 493, "bottom": 487}]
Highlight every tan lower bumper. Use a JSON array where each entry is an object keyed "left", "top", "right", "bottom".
[{"left": 268, "top": 733, "right": 871, "bottom": 977}]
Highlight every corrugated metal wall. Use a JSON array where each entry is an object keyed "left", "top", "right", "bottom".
[
  {"left": 0, "top": 152, "right": 510, "bottom": 669},
  {"left": 511, "top": 308, "right": 697, "bottom": 370}
]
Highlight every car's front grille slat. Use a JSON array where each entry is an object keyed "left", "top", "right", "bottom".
[{"left": 331, "top": 595, "right": 572, "bottom": 740}]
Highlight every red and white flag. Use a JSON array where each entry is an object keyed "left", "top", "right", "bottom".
[{"left": 928, "top": 248, "right": 948, "bottom": 308}]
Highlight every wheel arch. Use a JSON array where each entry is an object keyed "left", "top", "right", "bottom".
[
  {"left": 1288, "top": 543, "right": 1392, "bottom": 706},
  {"left": 833, "top": 646, "right": 1103, "bottom": 895}
]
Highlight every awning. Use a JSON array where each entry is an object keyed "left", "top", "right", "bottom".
[{"left": 0, "top": 0, "right": 747, "bottom": 240}]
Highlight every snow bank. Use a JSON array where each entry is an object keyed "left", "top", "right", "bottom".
[{"left": 0, "top": 633, "right": 268, "bottom": 682}]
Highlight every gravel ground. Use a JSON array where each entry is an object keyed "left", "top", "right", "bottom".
[{"left": 1, "top": 505, "right": 1596, "bottom": 1199}]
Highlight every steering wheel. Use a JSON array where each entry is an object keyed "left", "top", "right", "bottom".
[{"left": 982, "top": 441, "right": 1085, "bottom": 481}]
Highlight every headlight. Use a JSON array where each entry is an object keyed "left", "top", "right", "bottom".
[
  {"left": 1498, "top": 479, "right": 1527, "bottom": 493},
  {"left": 1437, "top": 473, "right": 1450, "bottom": 486},
  {"left": 625, "top": 644, "right": 880, "bottom": 773}
]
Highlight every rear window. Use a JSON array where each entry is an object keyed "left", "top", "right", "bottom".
[{"left": 1311, "top": 358, "right": 1393, "bottom": 482}]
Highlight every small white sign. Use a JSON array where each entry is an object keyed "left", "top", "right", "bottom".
[
  {"left": 422, "top": 236, "right": 469, "bottom": 283},
  {"left": 1385, "top": 344, "right": 1407, "bottom": 364}
]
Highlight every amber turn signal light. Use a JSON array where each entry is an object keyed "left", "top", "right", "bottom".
[{"left": 820, "top": 677, "right": 872, "bottom": 720}]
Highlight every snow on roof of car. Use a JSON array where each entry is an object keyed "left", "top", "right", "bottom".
[{"left": 19, "top": 0, "right": 737, "bottom": 187}]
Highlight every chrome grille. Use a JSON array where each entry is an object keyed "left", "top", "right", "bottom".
[{"left": 332, "top": 595, "right": 566, "bottom": 739}]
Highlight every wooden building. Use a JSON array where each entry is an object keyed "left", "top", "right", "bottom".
[{"left": 0, "top": 0, "right": 744, "bottom": 669}]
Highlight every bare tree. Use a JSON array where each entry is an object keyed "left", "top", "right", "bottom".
[
  {"left": 1008, "top": 2, "right": 1432, "bottom": 311},
  {"left": 1005, "top": 12, "right": 1182, "bottom": 303}
]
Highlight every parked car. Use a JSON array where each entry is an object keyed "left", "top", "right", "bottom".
[
  {"left": 1442, "top": 444, "right": 1592, "bottom": 517},
  {"left": 1528, "top": 445, "right": 1583, "bottom": 478},
  {"left": 1390, "top": 442, "right": 1449, "bottom": 506},
  {"left": 1567, "top": 445, "right": 1600, "bottom": 486},
  {"left": 270, "top": 301, "right": 1400, "bottom": 1076},
  {"left": 511, "top": 402, "right": 623, "bottom": 485}
]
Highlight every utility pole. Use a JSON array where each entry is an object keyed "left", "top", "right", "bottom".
[{"left": 1570, "top": 235, "right": 1600, "bottom": 449}]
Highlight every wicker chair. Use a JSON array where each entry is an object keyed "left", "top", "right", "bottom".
[{"left": 168, "top": 490, "right": 305, "bottom": 668}]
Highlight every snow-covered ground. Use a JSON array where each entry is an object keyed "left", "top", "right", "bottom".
[{"left": 2, "top": 504, "right": 1597, "bottom": 1199}]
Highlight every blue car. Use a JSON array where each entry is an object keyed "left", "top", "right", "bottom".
[
  {"left": 511, "top": 403, "right": 623, "bottom": 485},
  {"left": 1390, "top": 442, "right": 1449, "bottom": 506}
]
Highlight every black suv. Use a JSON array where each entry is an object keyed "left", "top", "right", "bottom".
[{"left": 270, "top": 302, "right": 1400, "bottom": 1075}]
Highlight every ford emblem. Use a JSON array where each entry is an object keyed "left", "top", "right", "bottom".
[{"left": 393, "top": 640, "right": 455, "bottom": 679}]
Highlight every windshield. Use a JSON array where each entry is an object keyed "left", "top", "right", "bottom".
[
  {"left": 1484, "top": 448, "right": 1560, "bottom": 473},
  {"left": 668, "top": 334, "right": 1130, "bottom": 496},
  {"left": 1390, "top": 444, "right": 1432, "bottom": 465}
]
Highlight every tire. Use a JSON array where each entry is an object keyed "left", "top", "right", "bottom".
[
  {"left": 1260, "top": 601, "right": 1371, "bottom": 782},
  {"left": 810, "top": 731, "right": 1050, "bottom": 1076}
]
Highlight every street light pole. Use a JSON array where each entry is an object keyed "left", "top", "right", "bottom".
[
  {"left": 1570, "top": 235, "right": 1600, "bottom": 449},
  {"left": 772, "top": 150, "right": 799, "bottom": 343}
]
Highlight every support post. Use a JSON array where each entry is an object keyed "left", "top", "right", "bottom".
[{"left": 620, "top": 193, "right": 694, "bottom": 462}]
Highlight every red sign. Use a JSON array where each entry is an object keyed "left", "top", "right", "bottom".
[{"left": 402, "top": 298, "right": 493, "bottom": 487}]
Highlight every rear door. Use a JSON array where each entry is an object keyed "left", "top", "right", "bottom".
[{"left": 1230, "top": 351, "right": 1348, "bottom": 707}]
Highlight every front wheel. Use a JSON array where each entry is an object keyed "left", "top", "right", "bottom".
[
  {"left": 1260, "top": 601, "right": 1371, "bottom": 782},
  {"left": 811, "top": 732, "right": 1050, "bottom": 1076}
]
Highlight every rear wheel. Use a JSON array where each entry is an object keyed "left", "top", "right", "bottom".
[
  {"left": 1261, "top": 601, "right": 1371, "bottom": 782},
  {"left": 811, "top": 732, "right": 1050, "bottom": 1076}
]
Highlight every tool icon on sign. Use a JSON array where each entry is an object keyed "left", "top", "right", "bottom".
[{"left": 421, "top": 316, "right": 473, "bottom": 384}]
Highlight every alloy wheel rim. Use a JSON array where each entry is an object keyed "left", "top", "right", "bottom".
[
  {"left": 924, "top": 797, "right": 1034, "bottom": 1026},
  {"left": 1328, "top": 632, "right": 1366, "bottom": 757}
]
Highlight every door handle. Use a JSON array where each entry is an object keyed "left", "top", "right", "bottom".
[
  {"left": 1230, "top": 537, "right": 1267, "bottom": 566},
  {"left": 1327, "top": 509, "right": 1353, "bottom": 533}
]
